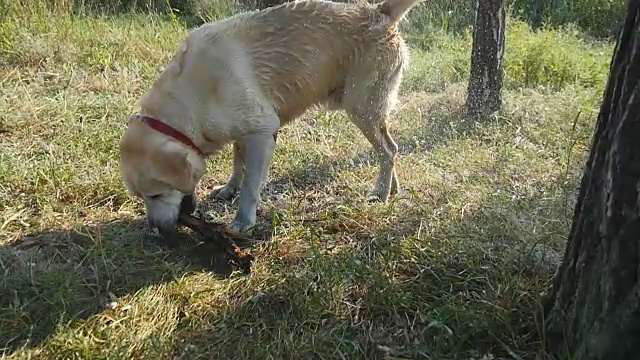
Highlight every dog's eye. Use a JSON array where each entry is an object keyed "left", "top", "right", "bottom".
[{"left": 149, "top": 194, "right": 162, "bottom": 200}]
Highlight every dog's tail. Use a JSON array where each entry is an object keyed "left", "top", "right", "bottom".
[{"left": 379, "top": 0, "right": 423, "bottom": 23}]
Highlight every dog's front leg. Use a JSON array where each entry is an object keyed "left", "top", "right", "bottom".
[
  {"left": 209, "top": 140, "right": 246, "bottom": 201},
  {"left": 228, "top": 133, "right": 276, "bottom": 234}
]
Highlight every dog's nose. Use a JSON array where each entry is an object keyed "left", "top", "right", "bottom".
[{"left": 180, "top": 194, "right": 197, "bottom": 215}]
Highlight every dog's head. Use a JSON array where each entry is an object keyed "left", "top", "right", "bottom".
[{"left": 119, "top": 119, "right": 206, "bottom": 235}]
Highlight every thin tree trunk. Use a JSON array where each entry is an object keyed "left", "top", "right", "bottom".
[
  {"left": 465, "top": 0, "right": 505, "bottom": 123},
  {"left": 544, "top": 1, "right": 640, "bottom": 359}
]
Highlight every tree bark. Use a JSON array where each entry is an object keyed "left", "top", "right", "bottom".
[
  {"left": 465, "top": 0, "right": 505, "bottom": 123},
  {"left": 544, "top": 1, "right": 640, "bottom": 359}
]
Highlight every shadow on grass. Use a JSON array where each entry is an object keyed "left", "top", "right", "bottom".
[
  {"left": 168, "top": 188, "right": 568, "bottom": 360},
  {"left": 0, "top": 154, "right": 571, "bottom": 359},
  {"left": 0, "top": 101, "right": 466, "bottom": 355},
  {"left": 0, "top": 100, "right": 571, "bottom": 357},
  {"left": 0, "top": 218, "right": 262, "bottom": 356},
  {"left": 168, "top": 104, "right": 576, "bottom": 358}
]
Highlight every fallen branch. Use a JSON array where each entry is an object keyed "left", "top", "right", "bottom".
[{"left": 178, "top": 212, "right": 255, "bottom": 274}]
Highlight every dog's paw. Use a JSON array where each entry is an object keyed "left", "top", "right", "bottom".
[
  {"left": 367, "top": 188, "right": 391, "bottom": 203},
  {"left": 228, "top": 218, "right": 256, "bottom": 236},
  {"left": 368, "top": 185, "right": 393, "bottom": 203},
  {"left": 208, "top": 183, "right": 238, "bottom": 202},
  {"left": 366, "top": 194, "right": 386, "bottom": 204}
]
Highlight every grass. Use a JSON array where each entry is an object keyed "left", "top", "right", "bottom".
[{"left": 0, "top": 3, "right": 615, "bottom": 359}]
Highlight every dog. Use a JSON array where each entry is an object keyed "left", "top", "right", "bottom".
[{"left": 119, "top": 0, "right": 423, "bottom": 235}]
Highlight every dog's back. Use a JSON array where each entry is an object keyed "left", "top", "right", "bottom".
[
  {"left": 170, "top": 0, "right": 419, "bottom": 124},
  {"left": 139, "top": 0, "right": 421, "bottom": 138},
  {"left": 240, "top": 0, "right": 418, "bottom": 122}
]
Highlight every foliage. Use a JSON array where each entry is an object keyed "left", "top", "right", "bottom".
[{"left": 402, "top": 0, "right": 625, "bottom": 39}]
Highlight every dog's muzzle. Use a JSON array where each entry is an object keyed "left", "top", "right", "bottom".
[{"left": 148, "top": 194, "right": 198, "bottom": 236}]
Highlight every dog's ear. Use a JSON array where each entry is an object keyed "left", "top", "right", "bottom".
[{"left": 151, "top": 145, "right": 197, "bottom": 195}]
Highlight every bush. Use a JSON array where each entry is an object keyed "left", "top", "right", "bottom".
[
  {"left": 503, "top": 20, "right": 612, "bottom": 90},
  {"left": 402, "top": 0, "right": 625, "bottom": 39},
  {"left": 509, "top": 0, "right": 626, "bottom": 38},
  {"left": 402, "top": 17, "right": 612, "bottom": 93}
]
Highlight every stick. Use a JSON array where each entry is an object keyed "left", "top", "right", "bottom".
[{"left": 178, "top": 213, "right": 255, "bottom": 274}]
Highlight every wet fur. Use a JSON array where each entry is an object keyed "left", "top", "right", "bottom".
[{"left": 119, "top": 0, "right": 423, "bottom": 234}]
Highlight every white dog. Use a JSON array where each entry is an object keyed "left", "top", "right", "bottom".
[{"left": 119, "top": 0, "right": 422, "bottom": 235}]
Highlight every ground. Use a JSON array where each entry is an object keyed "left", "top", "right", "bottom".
[{"left": 0, "top": 8, "right": 614, "bottom": 360}]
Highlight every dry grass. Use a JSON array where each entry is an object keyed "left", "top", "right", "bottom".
[{"left": 0, "top": 6, "right": 614, "bottom": 360}]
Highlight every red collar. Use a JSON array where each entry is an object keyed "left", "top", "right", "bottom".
[{"left": 130, "top": 115, "right": 203, "bottom": 156}]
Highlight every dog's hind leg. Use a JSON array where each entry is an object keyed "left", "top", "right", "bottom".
[
  {"left": 347, "top": 108, "right": 400, "bottom": 202},
  {"left": 344, "top": 65, "right": 402, "bottom": 202},
  {"left": 209, "top": 140, "right": 246, "bottom": 201}
]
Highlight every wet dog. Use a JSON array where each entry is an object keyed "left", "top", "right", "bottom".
[{"left": 119, "top": 0, "right": 423, "bottom": 235}]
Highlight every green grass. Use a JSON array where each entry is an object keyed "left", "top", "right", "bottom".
[{"left": 0, "top": 4, "right": 615, "bottom": 360}]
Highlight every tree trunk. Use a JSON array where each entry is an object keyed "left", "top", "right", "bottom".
[
  {"left": 465, "top": 0, "right": 505, "bottom": 123},
  {"left": 544, "top": 1, "right": 640, "bottom": 359}
]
